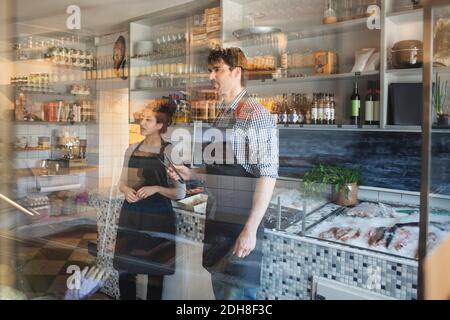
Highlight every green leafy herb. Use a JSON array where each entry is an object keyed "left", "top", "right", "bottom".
[{"left": 302, "top": 164, "right": 362, "bottom": 198}]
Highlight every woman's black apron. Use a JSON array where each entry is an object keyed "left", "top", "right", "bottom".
[
  {"left": 202, "top": 94, "right": 264, "bottom": 288},
  {"left": 113, "top": 141, "right": 176, "bottom": 276}
]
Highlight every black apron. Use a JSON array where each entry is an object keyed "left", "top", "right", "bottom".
[
  {"left": 113, "top": 141, "right": 176, "bottom": 276},
  {"left": 202, "top": 93, "right": 264, "bottom": 288}
]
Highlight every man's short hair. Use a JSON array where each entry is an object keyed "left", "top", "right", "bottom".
[{"left": 208, "top": 47, "right": 247, "bottom": 86}]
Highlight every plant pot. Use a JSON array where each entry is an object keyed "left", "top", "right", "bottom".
[
  {"left": 333, "top": 183, "right": 358, "bottom": 207},
  {"left": 437, "top": 114, "right": 450, "bottom": 127}
]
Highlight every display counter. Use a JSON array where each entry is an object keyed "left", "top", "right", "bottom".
[{"left": 83, "top": 177, "right": 450, "bottom": 300}]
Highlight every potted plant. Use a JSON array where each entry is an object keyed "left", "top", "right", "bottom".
[
  {"left": 302, "top": 164, "right": 362, "bottom": 207},
  {"left": 433, "top": 72, "right": 449, "bottom": 126}
]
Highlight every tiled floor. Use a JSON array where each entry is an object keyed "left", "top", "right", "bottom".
[{"left": 11, "top": 230, "right": 112, "bottom": 300}]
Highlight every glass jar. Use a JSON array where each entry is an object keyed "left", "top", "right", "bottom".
[{"left": 323, "top": 0, "right": 338, "bottom": 24}]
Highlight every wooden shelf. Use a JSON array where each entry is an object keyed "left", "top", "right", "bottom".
[{"left": 15, "top": 166, "right": 98, "bottom": 178}]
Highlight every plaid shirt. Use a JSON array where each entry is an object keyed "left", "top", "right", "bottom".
[{"left": 213, "top": 90, "right": 279, "bottom": 179}]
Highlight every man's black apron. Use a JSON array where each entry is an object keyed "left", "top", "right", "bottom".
[
  {"left": 113, "top": 141, "right": 176, "bottom": 276},
  {"left": 202, "top": 94, "right": 264, "bottom": 288}
]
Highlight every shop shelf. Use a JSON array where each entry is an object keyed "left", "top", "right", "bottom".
[
  {"left": 276, "top": 125, "right": 421, "bottom": 133},
  {"left": 12, "top": 58, "right": 93, "bottom": 70},
  {"left": 130, "top": 73, "right": 209, "bottom": 79},
  {"left": 385, "top": 68, "right": 422, "bottom": 76},
  {"left": 385, "top": 67, "right": 450, "bottom": 81},
  {"left": 288, "top": 17, "right": 374, "bottom": 40},
  {"left": 225, "top": 17, "right": 372, "bottom": 46},
  {"left": 15, "top": 90, "right": 91, "bottom": 97},
  {"left": 14, "top": 121, "right": 97, "bottom": 125},
  {"left": 15, "top": 165, "right": 98, "bottom": 178},
  {"left": 247, "top": 71, "right": 380, "bottom": 86},
  {"left": 14, "top": 147, "right": 50, "bottom": 152},
  {"left": 386, "top": 8, "right": 423, "bottom": 25},
  {"left": 130, "top": 86, "right": 187, "bottom": 93}
]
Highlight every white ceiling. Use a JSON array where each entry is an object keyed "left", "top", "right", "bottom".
[{"left": 5, "top": 0, "right": 193, "bottom": 38}]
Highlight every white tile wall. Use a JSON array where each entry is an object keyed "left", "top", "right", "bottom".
[
  {"left": 401, "top": 194, "right": 421, "bottom": 206},
  {"left": 430, "top": 197, "right": 450, "bottom": 210},
  {"left": 358, "top": 189, "right": 380, "bottom": 202},
  {"left": 379, "top": 191, "right": 403, "bottom": 204}
]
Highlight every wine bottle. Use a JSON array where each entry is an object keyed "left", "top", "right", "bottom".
[
  {"left": 350, "top": 80, "right": 360, "bottom": 125},
  {"left": 324, "top": 94, "right": 331, "bottom": 125},
  {"left": 311, "top": 93, "right": 318, "bottom": 125},
  {"left": 364, "top": 80, "right": 374, "bottom": 125},
  {"left": 330, "top": 94, "right": 336, "bottom": 125},
  {"left": 373, "top": 80, "right": 380, "bottom": 126}
]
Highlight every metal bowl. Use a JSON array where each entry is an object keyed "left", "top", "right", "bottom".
[{"left": 232, "top": 26, "right": 282, "bottom": 39}]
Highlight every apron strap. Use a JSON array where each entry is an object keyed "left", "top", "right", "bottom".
[
  {"left": 213, "top": 92, "right": 250, "bottom": 127},
  {"left": 131, "top": 140, "right": 146, "bottom": 157}
]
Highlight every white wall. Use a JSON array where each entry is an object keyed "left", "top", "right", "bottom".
[{"left": 87, "top": 32, "right": 130, "bottom": 191}]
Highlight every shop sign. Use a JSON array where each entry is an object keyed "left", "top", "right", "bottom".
[
  {"left": 66, "top": 5, "right": 81, "bottom": 30},
  {"left": 367, "top": 5, "right": 381, "bottom": 30}
]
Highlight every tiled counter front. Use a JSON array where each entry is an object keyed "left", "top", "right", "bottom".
[
  {"left": 89, "top": 192, "right": 418, "bottom": 300},
  {"left": 174, "top": 208, "right": 205, "bottom": 243},
  {"left": 260, "top": 231, "right": 418, "bottom": 300},
  {"left": 173, "top": 207, "right": 418, "bottom": 300}
]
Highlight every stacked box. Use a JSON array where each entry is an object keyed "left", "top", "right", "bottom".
[
  {"left": 205, "top": 7, "right": 221, "bottom": 49},
  {"left": 191, "top": 14, "right": 207, "bottom": 47}
]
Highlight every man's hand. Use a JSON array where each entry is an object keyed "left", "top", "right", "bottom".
[
  {"left": 167, "top": 165, "right": 192, "bottom": 182},
  {"left": 124, "top": 187, "right": 140, "bottom": 203},
  {"left": 136, "top": 186, "right": 159, "bottom": 199},
  {"left": 232, "top": 227, "right": 257, "bottom": 258}
]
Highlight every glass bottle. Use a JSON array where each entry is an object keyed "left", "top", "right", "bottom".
[
  {"left": 330, "top": 94, "right": 336, "bottom": 125},
  {"left": 272, "top": 95, "right": 282, "bottom": 124},
  {"left": 324, "top": 94, "right": 331, "bottom": 125},
  {"left": 364, "top": 80, "right": 374, "bottom": 125},
  {"left": 280, "top": 94, "right": 289, "bottom": 124},
  {"left": 288, "top": 93, "right": 298, "bottom": 124},
  {"left": 312, "top": 94, "right": 318, "bottom": 125},
  {"left": 318, "top": 93, "right": 325, "bottom": 125},
  {"left": 350, "top": 80, "right": 361, "bottom": 125},
  {"left": 373, "top": 80, "right": 380, "bottom": 126}
]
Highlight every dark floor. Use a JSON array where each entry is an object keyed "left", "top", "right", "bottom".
[{"left": 7, "top": 228, "right": 113, "bottom": 300}]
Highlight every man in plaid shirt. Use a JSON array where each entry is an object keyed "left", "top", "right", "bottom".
[{"left": 168, "top": 47, "right": 278, "bottom": 300}]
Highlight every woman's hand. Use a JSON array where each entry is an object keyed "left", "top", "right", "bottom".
[
  {"left": 136, "top": 186, "right": 160, "bottom": 199},
  {"left": 167, "top": 165, "right": 192, "bottom": 182},
  {"left": 124, "top": 187, "right": 140, "bottom": 203}
]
